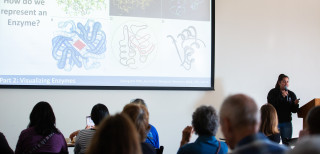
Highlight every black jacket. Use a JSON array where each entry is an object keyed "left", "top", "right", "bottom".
[{"left": 267, "top": 88, "right": 299, "bottom": 123}]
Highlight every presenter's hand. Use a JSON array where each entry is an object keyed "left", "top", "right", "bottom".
[
  {"left": 180, "top": 126, "right": 194, "bottom": 147},
  {"left": 281, "top": 90, "right": 288, "bottom": 97}
]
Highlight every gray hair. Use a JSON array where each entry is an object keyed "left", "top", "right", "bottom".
[
  {"left": 192, "top": 105, "right": 219, "bottom": 136},
  {"left": 220, "top": 94, "right": 260, "bottom": 129}
]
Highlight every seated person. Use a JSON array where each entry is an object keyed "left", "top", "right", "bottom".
[
  {"left": 131, "top": 98, "right": 160, "bottom": 148},
  {"left": 177, "top": 106, "right": 228, "bottom": 154},
  {"left": 15, "top": 101, "right": 68, "bottom": 154},
  {"left": 0, "top": 132, "right": 14, "bottom": 154},
  {"left": 122, "top": 104, "right": 156, "bottom": 154},
  {"left": 220, "top": 94, "right": 288, "bottom": 154},
  {"left": 74, "top": 104, "right": 109, "bottom": 154},
  {"left": 288, "top": 106, "right": 320, "bottom": 154},
  {"left": 259, "top": 103, "right": 281, "bottom": 143},
  {"left": 86, "top": 113, "right": 142, "bottom": 154}
]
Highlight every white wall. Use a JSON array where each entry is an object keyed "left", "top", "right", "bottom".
[{"left": 1, "top": 0, "right": 320, "bottom": 153}]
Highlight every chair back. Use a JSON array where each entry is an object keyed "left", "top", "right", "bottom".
[{"left": 155, "top": 145, "right": 164, "bottom": 154}]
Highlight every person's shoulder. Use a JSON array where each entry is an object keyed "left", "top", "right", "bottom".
[
  {"left": 149, "top": 124, "right": 157, "bottom": 131},
  {"left": 177, "top": 143, "right": 196, "bottom": 154},
  {"left": 288, "top": 135, "right": 320, "bottom": 154},
  {"left": 220, "top": 141, "right": 228, "bottom": 152},
  {"left": 20, "top": 127, "right": 35, "bottom": 135},
  {"left": 77, "top": 129, "right": 95, "bottom": 139},
  {"left": 233, "top": 137, "right": 287, "bottom": 154},
  {"left": 79, "top": 129, "right": 95, "bottom": 134},
  {"left": 288, "top": 90, "right": 296, "bottom": 95},
  {"left": 53, "top": 130, "right": 65, "bottom": 137},
  {"left": 0, "top": 132, "right": 4, "bottom": 137},
  {"left": 268, "top": 88, "right": 278, "bottom": 94},
  {"left": 141, "top": 142, "right": 156, "bottom": 154},
  {"left": 265, "top": 140, "right": 288, "bottom": 152},
  {"left": 149, "top": 124, "right": 159, "bottom": 137}
]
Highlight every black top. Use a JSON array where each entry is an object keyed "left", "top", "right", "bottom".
[
  {"left": 0, "top": 132, "right": 14, "bottom": 154},
  {"left": 267, "top": 133, "right": 280, "bottom": 144},
  {"left": 141, "top": 142, "right": 156, "bottom": 154},
  {"left": 267, "top": 88, "right": 299, "bottom": 123}
]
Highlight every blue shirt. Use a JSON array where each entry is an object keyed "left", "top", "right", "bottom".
[
  {"left": 233, "top": 133, "right": 288, "bottom": 154},
  {"left": 145, "top": 124, "right": 159, "bottom": 148},
  {"left": 177, "top": 135, "right": 228, "bottom": 154}
]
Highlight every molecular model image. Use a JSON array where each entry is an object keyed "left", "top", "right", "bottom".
[{"left": 52, "top": 20, "right": 107, "bottom": 71}]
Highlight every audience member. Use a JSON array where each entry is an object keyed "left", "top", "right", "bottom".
[
  {"left": 131, "top": 98, "right": 160, "bottom": 148},
  {"left": 287, "top": 106, "right": 320, "bottom": 154},
  {"left": 122, "top": 104, "right": 156, "bottom": 154},
  {"left": 305, "top": 106, "right": 320, "bottom": 135},
  {"left": 260, "top": 103, "right": 281, "bottom": 143},
  {"left": 220, "top": 94, "right": 288, "bottom": 154},
  {"left": 15, "top": 101, "right": 68, "bottom": 154},
  {"left": 0, "top": 132, "right": 13, "bottom": 154},
  {"left": 177, "top": 106, "right": 228, "bottom": 154},
  {"left": 74, "top": 104, "right": 109, "bottom": 154},
  {"left": 86, "top": 113, "right": 142, "bottom": 154}
]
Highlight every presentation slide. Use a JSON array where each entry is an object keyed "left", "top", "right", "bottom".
[{"left": 0, "top": 0, "right": 213, "bottom": 89}]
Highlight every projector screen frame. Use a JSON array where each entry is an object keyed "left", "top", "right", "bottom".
[{"left": 0, "top": 1, "right": 215, "bottom": 91}]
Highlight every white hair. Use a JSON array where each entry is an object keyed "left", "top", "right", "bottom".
[{"left": 220, "top": 94, "right": 260, "bottom": 128}]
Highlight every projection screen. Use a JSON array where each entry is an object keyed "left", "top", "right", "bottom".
[{"left": 0, "top": 0, "right": 214, "bottom": 90}]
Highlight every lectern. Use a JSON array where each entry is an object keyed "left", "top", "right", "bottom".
[{"left": 297, "top": 98, "right": 320, "bottom": 129}]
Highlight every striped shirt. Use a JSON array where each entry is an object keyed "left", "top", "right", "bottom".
[{"left": 74, "top": 129, "right": 96, "bottom": 154}]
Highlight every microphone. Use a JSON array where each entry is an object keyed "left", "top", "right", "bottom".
[{"left": 284, "top": 86, "right": 289, "bottom": 101}]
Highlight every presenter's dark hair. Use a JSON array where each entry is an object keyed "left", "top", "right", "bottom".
[
  {"left": 307, "top": 106, "right": 320, "bottom": 135},
  {"left": 192, "top": 106, "right": 219, "bottom": 136},
  {"left": 91, "top": 103, "right": 109, "bottom": 126},
  {"left": 28, "top": 101, "right": 58, "bottom": 136},
  {"left": 275, "top": 74, "right": 289, "bottom": 88}
]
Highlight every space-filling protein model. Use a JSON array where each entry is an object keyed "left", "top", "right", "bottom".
[{"left": 52, "top": 20, "right": 106, "bottom": 71}]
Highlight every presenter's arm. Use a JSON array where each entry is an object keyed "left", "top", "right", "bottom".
[
  {"left": 290, "top": 92, "right": 299, "bottom": 113},
  {"left": 267, "top": 89, "right": 278, "bottom": 108}
]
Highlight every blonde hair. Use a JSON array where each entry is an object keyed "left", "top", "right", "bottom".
[
  {"left": 259, "top": 104, "right": 279, "bottom": 136},
  {"left": 122, "top": 104, "right": 150, "bottom": 142},
  {"left": 86, "top": 114, "right": 142, "bottom": 154}
]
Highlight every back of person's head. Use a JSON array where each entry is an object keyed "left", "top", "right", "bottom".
[
  {"left": 91, "top": 103, "right": 109, "bottom": 126},
  {"left": 307, "top": 106, "right": 320, "bottom": 135},
  {"left": 122, "top": 104, "right": 150, "bottom": 142},
  {"left": 28, "top": 101, "right": 58, "bottom": 136},
  {"left": 192, "top": 105, "right": 219, "bottom": 136},
  {"left": 259, "top": 103, "right": 279, "bottom": 136},
  {"left": 220, "top": 94, "right": 259, "bottom": 129},
  {"left": 86, "top": 113, "right": 142, "bottom": 154},
  {"left": 130, "top": 98, "right": 147, "bottom": 108},
  {"left": 220, "top": 94, "right": 259, "bottom": 149}
]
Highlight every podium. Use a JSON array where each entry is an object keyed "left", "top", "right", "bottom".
[{"left": 297, "top": 98, "right": 320, "bottom": 129}]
